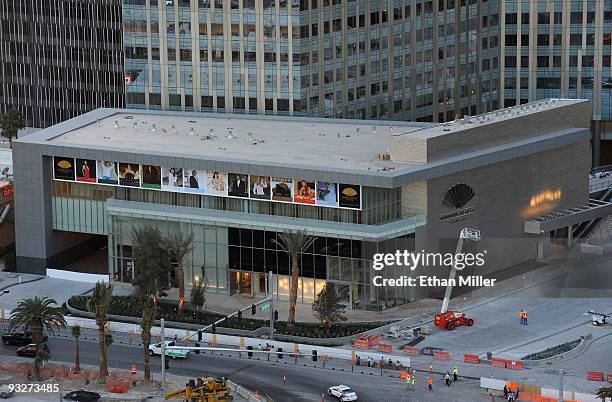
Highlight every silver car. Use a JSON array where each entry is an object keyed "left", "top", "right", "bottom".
[{"left": 327, "top": 385, "right": 357, "bottom": 401}]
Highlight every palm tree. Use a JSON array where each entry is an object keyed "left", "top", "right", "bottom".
[
  {"left": 9, "top": 297, "right": 66, "bottom": 379},
  {"left": 140, "top": 298, "right": 157, "bottom": 383},
  {"left": 164, "top": 232, "right": 194, "bottom": 314},
  {"left": 597, "top": 386, "right": 612, "bottom": 401},
  {"left": 86, "top": 282, "right": 113, "bottom": 380},
  {"left": 0, "top": 108, "right": 25, "bottom": 148},
  {"left": 272, "top": 229, "right": 316, "bottom": 325},
  {"left": 71, "top": 325, "right": 81, "bottom": 373}
]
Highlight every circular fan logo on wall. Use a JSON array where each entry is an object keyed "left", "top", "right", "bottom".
[{"left": 440, "top": 183, "right": 476, "bottom": 223}]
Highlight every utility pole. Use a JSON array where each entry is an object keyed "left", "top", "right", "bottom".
[
  {"left": 558, "top": 369, "right": 564, "bottom": 402},
  {"left": 268, "top": 271, "right": 274, "bottom": 340},
  {"left": 161, "top": 318, "right": 166, "bottom": 391}
]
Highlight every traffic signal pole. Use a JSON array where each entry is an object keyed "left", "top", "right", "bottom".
[{"left": 268, "top": 270, "right": 274, "bottom": 340}]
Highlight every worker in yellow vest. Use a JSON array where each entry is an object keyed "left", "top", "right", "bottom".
[
  {"left": 411, "top": 376, "right": 416, "bottom": 391},
  {"left": 452, "top": 366, "right": 459, "bottom": 382}
]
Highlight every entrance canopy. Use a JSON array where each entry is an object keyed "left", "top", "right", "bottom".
[
  {"left": 107, "top": 199, "right": 424, "bottom": 241},
  {"left": 524, "top": 199, "right": 612, "bottom": 234}
]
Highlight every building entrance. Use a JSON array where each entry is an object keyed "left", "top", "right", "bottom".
[{"left": 230, "top": 271, "right": 252, "bottom": 296}]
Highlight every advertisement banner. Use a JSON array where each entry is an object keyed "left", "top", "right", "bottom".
[
  {"left": 271, "top": 177, "right": 293, "bottom": 202},
  {"left": 206, "top": 171, "right": 227, "bottom": 197},
  {"left": 53, "top": 156, "right": 75, "bottom": 181},
  {"left": 315, "top": 182, "right": 338, "bottom": 207},
  {"left": 142, "top": 165, "right": 161, "bottom": 190},
  {"left": 294, "top": 179, "right": 316, "bottom": 205},
  {"left": 161, "top": 167, "right": 184, "bottom": 191},
  {"left": 250, "top": 175, "right": 271, "bottom": 200},
  {"left": 75, "top": 159, "right": 96, "bottom": 183},
  {"left": 338, "top": 183, "right": 361, "bottom": 209},
  {"left": 228, "top": 173, "right": 248, "bottom": 198},
  {"left": 184, "top": 169, "right": 206, "bottom": 194},
  {"left": 118, "top": 163, "right": 141, "bottom": 187},
  {"left": 96, "top": 161, "right": 118, "bottom": 185}
]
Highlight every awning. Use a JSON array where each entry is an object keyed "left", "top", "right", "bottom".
[{"left": 524, "top": 199, "right": 612, "bottom": 234}]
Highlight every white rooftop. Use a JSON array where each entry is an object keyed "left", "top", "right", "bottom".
[{"left": 50, "top": 112, "right": 429, "bottom": 172}]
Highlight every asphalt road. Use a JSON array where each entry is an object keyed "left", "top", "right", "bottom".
[{"left": 0, "top": 335, "right": 488, "bottom": 401}]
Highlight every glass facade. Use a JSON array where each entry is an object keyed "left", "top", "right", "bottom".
[
  {"left": 109, "top": 215, "right": 416, "bottom": 308},
  {"left": 123, "top": 0, "right": 499, "bottom": 121}
]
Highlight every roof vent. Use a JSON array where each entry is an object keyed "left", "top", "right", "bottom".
[
  {"left": 372, "top": 126, "right": 377, "bottom": 134},
  {"left": 124, "top": 115, "right": 134, "bottom": 120},
  {"left": 133, "top": 121, "right": 138, "bottom": 131},
  {"left": 189, "top": 127, "right": 195, "bottom": 136},
  {"left": 114, "top": 120, "right": 120, "bottom": 129},
  {"left": 171, "top": 125, "right": 177, "bottom": 135},
  {"left": 151, "top": 123, "right": 157, "bottom": 132}
]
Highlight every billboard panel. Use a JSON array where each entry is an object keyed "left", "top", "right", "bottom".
[
  {"left": 315, "top": 182, "right": 338, "bottom": 207},
  {"left": 142, "top": 165, "right": 161, "bottom": 189},
  {"left": 184, "top": 168, "right": 206, "bottom": 194},
  {"left": 228, "top": 173, "right": 248, "bottom": 198},
  {"left": 75, "top": 159, "right": 96, "bottom": 183},
  {"left": 338, "top": 183, "right": 361, "bottom": 209},
  {"left": 271, "top": 178, "right": 293, "bottom": 202},
  {"left": 206, "top": 171, "right": 227, "bottom": 197},
  {"left": 250, "top": 175, "right": 271, "bottom": 200},
  {"left": 96, "top": 161, "right": 118, "bottom": 185},
  {"left": 53, "top": 156, "right": 75, "bottom": 181},
  {"left": 118, "top": 163, "right": 141, "bottom": 187},
  {"left": 161, "top": 167, "right": 184, "bottom": 191},
  {"left": 294, "top": 179, "right": 316, "bottom": 205}
]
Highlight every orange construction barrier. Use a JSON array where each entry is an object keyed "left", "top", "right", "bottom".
[
  {"left": 130, "top": 362, "right": 137, "bottom": 375},
  {"left": 433, "top": 350, "right": 449, "bottom": 360},
  {"left": 464, "top": 353, "right": 480, "bottom": 364},
  {"left": 607, "top": 372, "right": 612, "bottom": 383},
  {"left": 587, "top": 371, "right": 604, "bottom": 381},
  {"left": 403, "top": 346, "right": 419, "bottom": 356},
  {"left": 491, "top": 357, "right": 508, "bottom": 368},
  {"left": 506, "top": 360, "right": 523, "bottom": 370},
  {"left": 378, "top": 342, "right": 392, "bottom": 353},
  {"left": 400, "top": 371, "right": 408, "bottom": 379}
]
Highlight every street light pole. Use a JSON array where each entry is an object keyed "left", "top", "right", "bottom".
[
  {"left": 161, "top": 318, "right": 166, "bottom": 391},
  {"left": 558, "top": 369, "right": 564, "bottom": 402}
]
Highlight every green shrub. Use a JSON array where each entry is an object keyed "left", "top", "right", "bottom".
[{"left": 67, "top": 295, "right": 390, "bottom": 338}]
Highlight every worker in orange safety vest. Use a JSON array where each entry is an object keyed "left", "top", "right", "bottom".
[
  {"left": 523, "top": 311, "right": 528, "bottom": 325},
  {"left": 427, "top": 377, "right": 433, "bottom": 391}
]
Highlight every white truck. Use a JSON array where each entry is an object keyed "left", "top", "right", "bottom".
[{"left": 148, "top": 341, "right": 189, "bottom": 359}]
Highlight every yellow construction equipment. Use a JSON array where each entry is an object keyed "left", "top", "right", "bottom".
[{"left": 164, "top": 377, "right": 234, "bottom": 401}]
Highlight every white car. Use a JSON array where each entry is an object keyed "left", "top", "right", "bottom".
[
  {"left": 0, "top": 384, "right": 14, "bottom": 399},
  {"left": 148, "top": 341, "right": 189, "bottom": 359},
  {"left": 327, "top": 385, "right": 357, "bottom": 401}
]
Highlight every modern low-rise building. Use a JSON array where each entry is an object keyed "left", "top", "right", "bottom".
[{"left": 13, "top": 99, "right": 605, "bottom": 308}]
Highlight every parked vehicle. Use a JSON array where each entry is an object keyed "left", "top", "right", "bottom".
[
  {"left": 16, "top": 343, "right": 49, "bottom": 357},
  {"left": 2, "top": 331, "right": 47, "bottom": 346},
  {"left": 434, "top": 311, "right": 474, "bottom": 330},
  {"left": 63, "top": 390, "right": 101, "bottom": 401},
  {"left": 0, "top": 384, "right": 14, "bottom": 399}
]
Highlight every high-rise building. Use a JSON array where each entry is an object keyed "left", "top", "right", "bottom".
[
  {"left": 0, "top": 0, "right": 125, "bottom": 128},
  {"left": 123, "top": 0, "right": 612, "bottom": 165}
]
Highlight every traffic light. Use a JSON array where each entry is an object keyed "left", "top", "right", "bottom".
[
  {"left": 197, "top": 330, "right": 202, "bottom": 342},
  {"left": 247, "top": 345, "right": 253, "bottom": 358},
  {"left": 274, "top": 310, "right": 279, "bottom": 321},
  {"left": 211, "top": 323, "right": 216, "bottom": 334},
  {"left": 251, "top": 304, "right": 256, "bottom": 315},
  {"left": 194, "top": 342, "right": 200, "bottom": 354},
  {"left": 237, "top": 310, "right": 242, "bottom": 320},
  {"left": 312, "top": 350, "right": 318, "bottom": 362}
]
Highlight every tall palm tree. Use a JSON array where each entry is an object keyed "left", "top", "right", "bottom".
[
  {"left": 86, "top": 282, "right": 113, "bottom": 380},
  {"left": 9, "top": 297, "right": 66, "bottom": 379},
  {"left": 272, "top": 229, "right": 316, "bottom": 325},
  {"left": 71, "top": 325, "right": 81, "bottom": 373},
  {"left": 597, "top": 386, "right": 612, "bottom": 401},
  {"left": 164, "top": 232, "right": 194, "bottom": 314},
  {"left": 140, "top": 298, "right": 157, "bottom": 383}
]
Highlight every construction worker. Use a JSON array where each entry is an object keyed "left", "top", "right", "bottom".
[
  {"left": 411, "top": 375, "right": 416, "bottom": 391},
  {"left": 453, "top": 366, "right": 459, "bottom": 382},
  {"left": 519, "top": 309, "right": 525, "bottom": 325},
  {"left": 406, "top": 374, "right": 411, "bottom": 388},
  {"left": 444, "top": 372, "right": 451, "bottom": 387},
  {"left": 427, "top": 376, "right": 433, "bottom": 391},
  {"left": 523, "top": 311, "right": 528, "bottom": 325}
]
